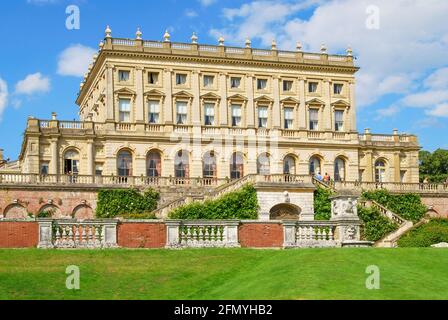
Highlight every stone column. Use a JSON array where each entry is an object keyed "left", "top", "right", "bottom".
[
  {"left": 349, "top": 80, "right": 357, "bottom": 132},
  {"left": 191, "top": 71, "right": 201, "bottom": 126},
  {"left": 246, "top": 74, "right": 255, "bottom": 128},
  {"left": 394, "top": 151, "right": 401, "bottom": 183},
  {"left": 364, "top": 151, "right": 373, "bottom": 182},
  {"left": 165, "top": 220, "right": 181, "bottom": 248},
  {"left": 105, "top": 64, "right": 115, "bottom": 122},
  {"left": 272, "top": 76, "right": 281, "bottom": 129},
  {"left": 50, "top": 137, "right": 59, "bottom": 175},
  {"left": 323, "top": 79, "right": 332, "bottom": 130},
  {"left": 283, "top": 221, "right": 297, "bottom": 248},
  {"left": 135, "top": 66, "right": 145, "bottom": 123},
  {"left": 163, "top": 68, "right": 173, "bottom": 125},
  {"left": 219, "top": 73, "right": 228, "bottom": 126},
  {"left": 37, "top": 219, "right": 54, "bottom": 248},
  {"left": 298, "top": 77, "right": 306, "bottom": 129},
  {"left": 86, "top": 139, "right": 94, "bottom": 176}
]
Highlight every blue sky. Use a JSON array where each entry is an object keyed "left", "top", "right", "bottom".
[{"left": 0, "top": 0, "right": 447, "bottom": 160}]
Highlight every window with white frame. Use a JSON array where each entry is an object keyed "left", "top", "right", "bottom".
[
  {"left": 95, "top": 163, "right": 103, "bottom": 176},
  {"left": 231, "top": 105, "right": 242, "bottom": 127},
  {"left": 230, "top": 77, "right": 241, "bottom": 89},
  {"left": 283, "top": 80, "right": 293, "bottom": 92},
  {"left": 309, "top": 108, "right": 319, "bottom": 130},
  {"left": 257, "top": 78, "right": 268, "bottom": 90},
  {"left": 148, "top": 72, "right": 159, "bottom": 84},
  {"left": 118, "top": 70, "right": 130, "bottom": 82},
  {"left": 334, "top": 110, "right": 344, "bottom": 132},
  {"left": 176, "top": 73, "right": 187, "bottom": 86},
  {"left": 334, "top": 83, "right": 343, "bottom": 95},
  {"left": 176, "top": 101, "right": 188, "bottom": 125},
  {"left": 203, "top": 75, "right": 214, "bottom": 88},
  {"left": 204, "top": 103, "right": 215, "bottom": 126},
  {"left": 308, "top": 81, "right": 318, "bottom": 93},
  {"left": 148, "top": 100, "right": 160, "bottom": 124},
  {"left": 119, "top": 98, "right": 131, "bottom": 122},
  {"left": 284, "top": 107, "right": 294, "bottom": 129},
  {"left": 258, "top": 106, "right": 268, "bottom": 128}
]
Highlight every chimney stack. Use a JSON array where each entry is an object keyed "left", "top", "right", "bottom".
[{"left": 0, "top": 149, "right": 4, "bottom": 161}]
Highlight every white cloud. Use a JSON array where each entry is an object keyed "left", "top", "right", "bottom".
[
  {"left": 426, "top": 104, "right": 448, "bottom": 118},
  {"left": 27, "top": 0, "right": 58, "bottom": 5},
  {"left": 0, "top": 77, "right": 8, "bottom": 121},
  {"left": 198, "top": 0, "right": 216, "bottom": 7},
  {"left": 375, "top": 105, "right": 400, "bottom": 120},
  {"left": 185, "top": 9, "right": 198, "bottom": 18},
  {"left": 57, "top": 44, "right": 96, "bottom": 77},
  {"left": 424, "top": 67, "right": 448, "bottom": 89},
  {"left": 15, "top": 73, "right": 50, "bottom": 95},
  {"left": 211, "top": 0, "right": 448, "bottom": 108}
]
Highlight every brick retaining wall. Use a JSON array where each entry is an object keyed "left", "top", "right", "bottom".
[
  {"left": 239, "top": 222, "right": 284, "bottom": 248},
  {"left": 117, "top": 221, "right": 166, "bottom": 248},
  {"left": 0, "top": 221, "right": 38, "bottom": 248}
]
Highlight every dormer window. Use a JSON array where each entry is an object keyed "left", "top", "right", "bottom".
[
  {"left": 118, "top": 70, "right": 130, "bottom": 82},
  {"left": 176, "top": 73, "right": 187, "bottom": 86},
  {"left": 308, "top": 82, "right": 318, "bottom": 93},
  {"left": 257, "top": 79, "right": 268, "bottom": 90},
  {"left": 148, "top": 72, "right": 159, "bottom": 85}
]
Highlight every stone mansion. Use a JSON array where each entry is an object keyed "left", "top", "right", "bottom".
[{"left": 1, "top": 27, "right": 420, "bottom": 185}]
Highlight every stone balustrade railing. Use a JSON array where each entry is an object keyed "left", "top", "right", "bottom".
[
  {"left": 359, "top": 200, "right": 406, "bottom": 226},
  {"left": 334, "top": 181, "right": 448, "bottom": 194},
  {"left": 165, "top": 220, "right": 240, "bottom": 248},
  {"left": 37, "top": 219, "right": 118, "bottom": 249}
]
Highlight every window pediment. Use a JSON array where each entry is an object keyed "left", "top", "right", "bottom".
[
  {"left": 144, "top": 89, "right": 165, "bottom": 97},
  {"left": 281, "top": 97, "right": 300, "bottom": 105},
  {"left": 254, "top": 95, "right": 274, "bottom": 103},
  {"left": 228, "top": 94, "right": 248, "bottom": 101},
  {"left": 200, "top": 92, "right": 221, "bottom": 100},
  {"left": 331, "top": 99, "right": 350, "bottom": 107},
  {"left": 173, "top": 90, "right": 194, "bottom": 99},
  {"left": 114, "top": 87, "right": 136, "bottom": 96},
  {"left": 306, "top": 98, "right": 325, "bottom": 106}
]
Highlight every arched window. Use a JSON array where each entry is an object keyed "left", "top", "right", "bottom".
[
  {"left": 230, "top": 152, "right": 244, "bottom": 179},
  {"left": 64, "top": 149, "right": 79, "bottom": 175},
  {"left": 117, "top": 150, "right": 133, "bottom": 177},
  {"left": 257, "top": 153, "right": 271, "bottom": 175},
  {"left": 203, "top": 151, "right": 217, "bottom": 179},
  {"left": 147, "top": 151, "right": 162, "bottom": 177},
  {"left": 375, "top": 160, "right": 387, "bottom": 183},
  {"left": 334, "top": 157, "right": 346, "bottom": 182},
  {"left": 309, "top": 156, "right": 322, "bottom": 176},
  {"left": 174, "top": 150, "right": 189, "bottom": 178},
  {"left": 283, "top": 155, "right": 296, "bottom": 175}
]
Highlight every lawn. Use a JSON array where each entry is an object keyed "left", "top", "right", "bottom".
[{"left": 0, "top": 248, "right": 447, "bottom": 300}]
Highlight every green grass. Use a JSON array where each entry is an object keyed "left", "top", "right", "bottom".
[{"left": 1, "top": 248, "right": 448, "bottom": 300}]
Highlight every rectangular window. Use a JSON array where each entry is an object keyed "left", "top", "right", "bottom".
[
  {"left": 334, "top": 83, "right": 343, "bottom": 95},
  {"left": 283, "top": 80, "right": 293, "bottom": 92},
  {"left": 309, "top": 109, "right": 319, "bottom": 130},
  {"left": 118, "top": 70, "right": 130, "bottom": 82},
  {"left": 148, "top": 100, "right": 160, "bottom": 124},
  {"left": 231, "top": 105, "right": 242, "bottom": 127},
  {"left": 95, "top": 164, "right": 103, "bottom": 176},
  {"left": 230, "top": 77, "right": 241, "bottom": 88},
  {"left": 308, "top": 82, "right": 318, "bottom": 93},
  {"left": 176, "top": 73, "right": 187, "bottom": 85},
  {"left": 257, "top": 79, "right": 268, "bottom": 90},
  {"left": 40, "top": 163, "right": 49, "bottom": 175},
  {"left": 203, "top": 75, "right": 214, "bottom": 88},
  {"left": 284, "top": 108, "right": 294, "bottom": 129},
  {"left": 258, "top": 107, "right": 268, "bottom": 128},
  {"left": 204, "top": 103, "right": 215, "bottom": 126},
  {"left": 119, "top": 98, "right": 131, "bottom": 122},
  {"left": 335, "top": 110, "right": 344, "bottom": 132},
  {"left": 176, "top": 101, "right": 188, "bottom": 125},
  {"left": 148, "top": 72, "right": 159, "bottom": 84}
]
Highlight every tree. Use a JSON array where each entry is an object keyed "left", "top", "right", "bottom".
[{"left": 419, "top": 149, "right": 448, "bottom": 183}]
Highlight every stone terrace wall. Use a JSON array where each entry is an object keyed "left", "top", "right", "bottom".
[
  {"left": 117, "top": 221, "right": 166, "bottom": 248},
  {"left": 239, "top": 221, "right": 284, "bottom": 248},
  {"left": 0, "top": 221, "right": 38, "bottom": 248},
  {"left": 421, "top": 195, "right": 448, "bottom": 218}
]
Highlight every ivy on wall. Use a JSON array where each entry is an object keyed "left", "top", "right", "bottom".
[
  {"left": 357, "top": 206, "right": 398, "bottom": 242},
  {"left": 361, "top": 189, "right": 427, "bottom": 222},
  {"left": 169, "top": 184, "right": 259, "bottom": 220},
  {"left": 314, "top": 186, "right": 334, "bottom": 221},
  {"left": 96, "top": 188, "right": 160, "bottom": 218}
]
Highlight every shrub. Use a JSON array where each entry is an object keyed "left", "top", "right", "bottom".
[
  {"left": 169, "top": 184, "right": 259, "bottom": 220},
  {"left": 398, "top": 219, "right": 448, "bottom": 247},
  {"left": 96, "top": 188, "right": 160, "bottom": 218},
  {"left": 314, "top": 186, "right": 334, "bottom": 220},
  {"left": 362, "top": 189, "right": 427, "bottom": 222},
  {"left": 119, "top": 212, "right": 157, "bottom": 220},
  {"left": 357, "top": 206, "right": 398, "bottom": 242}
]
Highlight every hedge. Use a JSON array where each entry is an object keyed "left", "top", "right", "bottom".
[
  {"left": 357, "top": 206, "right": 398, "bottom": 242},
  {"left": 168, "top": 184, "right": 259, "bottom": 220},
  {"left": 314, "top": 186, "right": 334, "bottom": 220},
  {"left": 96, "top": 188, "right": 160, "bottom": 218},
  {"left": 398, "top": 219, "right": 448, "bottom": 247},
  {"left": 362, "top": 189, "right": 427, "bottom": 222}
]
